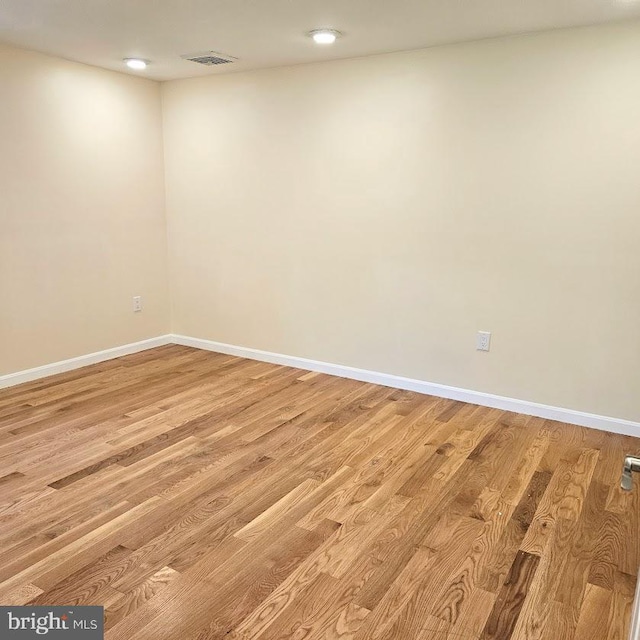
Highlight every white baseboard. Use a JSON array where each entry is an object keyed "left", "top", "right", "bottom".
[
  {"left": 171, "top": 334, "right": 640, "bottom": 438},
  {"left": 0, "top": 335, "right": 173, "bottom": 390},
  {"left": 2, "top": 332, "right": 638, "bottom": 438}
]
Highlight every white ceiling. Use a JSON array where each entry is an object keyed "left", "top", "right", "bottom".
[{"left": 1, "top": 0, "right": 639, "bottom": 81}]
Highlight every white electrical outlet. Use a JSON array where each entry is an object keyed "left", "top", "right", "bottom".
[
  {"left": 133, "top": 296, "right": 142, "bottom": 313},
  {"left": 476, "top": 331, "right": 491, "bottom": 352}
]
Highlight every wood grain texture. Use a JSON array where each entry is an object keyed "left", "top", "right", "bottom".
[
  {"left": 480, "top": 551, "right": 540, "bottom": 639},
  {"left": 0, "top": 344, "right": 637, "bottom": 640}
]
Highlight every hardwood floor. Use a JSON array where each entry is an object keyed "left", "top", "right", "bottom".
[{"left": 0, "top": 344, "right": 638, "bottom": 639}]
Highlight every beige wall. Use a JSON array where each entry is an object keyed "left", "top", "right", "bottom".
[
  {"left": 0, "top": 45, "right": 170, "bottom": 375},
  {"left": 2, "top": 23, "right": 638, "bottom": 421},
  {"left": 162, "top": 21, "right": 640, "bottom": 422}
]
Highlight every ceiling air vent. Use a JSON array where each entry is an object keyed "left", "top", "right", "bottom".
[{"left": 181, "top": 51, "right": 237, "bottom": 66}]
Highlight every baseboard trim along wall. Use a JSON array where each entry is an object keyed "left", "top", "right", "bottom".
[
  {"left": 0, "top": 335, "right": 173, "bottom": 389},
  {"left": 172, "top": 334, "right": 640, "bottom": 438},
  {"left": 1, "top": 333, "right": 638, "bottom": 438}
]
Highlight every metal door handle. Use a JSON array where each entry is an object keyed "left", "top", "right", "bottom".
[{"left": 621, "top": 455, "right": 640, "bottom": 491}]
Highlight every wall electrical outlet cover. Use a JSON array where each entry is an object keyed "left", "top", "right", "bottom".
[
  {"left": 476, "top": 331, "right": 491, "bottom": 351},
  {"left": 133, "top": 296, "right": 142, "bottom": 312}
]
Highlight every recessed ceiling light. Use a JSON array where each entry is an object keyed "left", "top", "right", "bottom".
[
  {"left": 124, "top": 58, "right": 148, "bottom": 71},
  {"left": 308, "top": 29, "right": 341, "bottom": 45}
]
